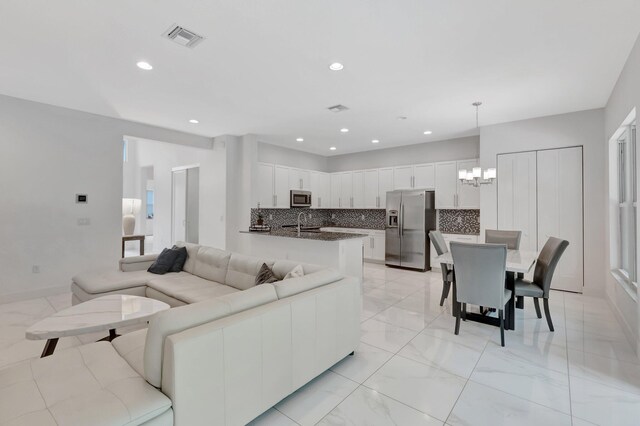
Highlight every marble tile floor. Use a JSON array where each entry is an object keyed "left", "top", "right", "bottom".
[{"left": 1, "top": 263, "right": 639, "bottom": 425}]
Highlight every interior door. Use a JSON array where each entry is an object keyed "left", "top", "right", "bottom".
[
  {"left": 172, "top": 170, "right": 187, "bottom": 244},
  {"left": 497, "top": 152, "right": 538, "bottom": 251},
  {"left": 385, "top": 191, "right": 402, "bottom": 266},
  {"left": 537, "top": 147, "right": 583, "bottom": 292},
  {"left": 400, "top": 191, "right": 426, "bottom": 269},
  {"left": 185, "top": 167, "right": 200, "bottom": 244}
]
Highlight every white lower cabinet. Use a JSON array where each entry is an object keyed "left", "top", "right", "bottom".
[
  {"left": 430, "top": 233, "right": 479, "bottom": 269},
  {"left": 321, "top": 228, "right": 385, "bottom": 261}
]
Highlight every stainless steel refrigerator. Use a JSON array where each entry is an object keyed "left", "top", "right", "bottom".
[{"left": 385, "top": 190, "right": 436, "bottom": 271}]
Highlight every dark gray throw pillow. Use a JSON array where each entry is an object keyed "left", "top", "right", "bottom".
[
  {"left": 169, "top": 245, "right": 188, "bottom": 273},
  {"left": 255, "top": 263, "right": 278, "bottom": 285},
  {"left": 148, "top": 248, "right": 181, "bottom": 275}
]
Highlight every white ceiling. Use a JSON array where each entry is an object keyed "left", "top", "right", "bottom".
[{"left": 1, "top": 0, "right": 639, "bottom": 155}]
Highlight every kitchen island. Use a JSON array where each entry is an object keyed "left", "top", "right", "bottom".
[{"left": 240, "top": 229, "right": 366, "bottom": 281}]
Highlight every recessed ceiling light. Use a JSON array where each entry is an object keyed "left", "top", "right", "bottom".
[
  {"left": 340, "top": 128, "right": 349, "bottom": 133},
  {"left": 329, "top": 146, "right": 337, "bottom": 151},
  {"left": 296, "top": 138, "right": 304, "bottom": 142},
  {"left": 423, "top": 130, "right": 433, "bottom": 135},
  {"left": 189, "top": 119, "right": 199, "bottom": 124},
  {"left": 136, "top": 61, "right": 153, "bottom": 70},
  {"left": 329, "top": 62, "right": 344, "bottom": 71},
  {"left": 372, "top": 139, "right": 380, "bottom": 144}
]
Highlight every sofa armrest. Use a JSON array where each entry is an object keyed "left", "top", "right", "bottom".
[{"left": 119, "top": 254, "right": 158, "bottom": 272}]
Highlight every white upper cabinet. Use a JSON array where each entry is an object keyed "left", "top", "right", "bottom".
[
  {"left": 340, "top": 172, "right": 353, "bottom": 208},
  {"left": 435, "top": 161, "right": 458, "bottom": 209},
  {"left": 413, "top": 163, "right": 435, "bottom": 189},
  {"left": 456, "top": 159, "right": 480, "bottom": 209},
  {"left": 363, "top": 169, "right": 379, "bottom": 208},
  {"left": 274, "top": 165, "right": 290, "bottom": 208},
  {"left": 393, "top": 166, "right": 414, "bottom": 189},
  {"left": 288, "top": 168, "right": 310, "bottom": 190},
  {"left": 378, "top": 168, "right": 394, "bottom": 208},
  {"left": 256, "top": 163, "right": 275, "bottom": 208},
  {"left": 352, "top": 171, "right": 365, "bottom": 208},
  {"left": 309, "top": 171, "right": 330, "bottom": 209},
  {"left": 330, "top": 173, "right": 341, "bottom": 208}
]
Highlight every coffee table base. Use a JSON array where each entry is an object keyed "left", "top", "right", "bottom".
[{"left": 40, "top": 328, "right": 119, "bottom": 358}]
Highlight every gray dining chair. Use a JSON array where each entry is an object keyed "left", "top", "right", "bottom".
[
  {"left": 485, "top": 229, "right": 522, "bottom": 249},
  {"left": 450, "top": 242, "right": 511, "bottom": 346},
  {"left": 429, "top": 231, "right": 453, "bottom": 306},
  {"left": 514, "top": 237, "right": 569, "bottom": 332}
]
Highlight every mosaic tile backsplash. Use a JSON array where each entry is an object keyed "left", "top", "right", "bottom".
[
  {"left": 250, "top": 208, "right": 386, "bottom": 229},
  {"left": 250, "top": 208, "right": 479, "bottom": 234},
  {"left": 438, "top": 209, "right": 480, "bottom": 235}
]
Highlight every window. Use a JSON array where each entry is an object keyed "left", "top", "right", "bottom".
[
  {"left": 146, "top": 190, "right": 154, "bottom": 219},
  {"left": 617, "top": 123, "right": 637, "bottom": 287}
]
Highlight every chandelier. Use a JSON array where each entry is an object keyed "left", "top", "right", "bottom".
[{"left": 458, "top": 101, "right": 496, "bottom": 187}]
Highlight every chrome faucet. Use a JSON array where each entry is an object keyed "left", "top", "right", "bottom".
[{"left": 297, "top": 211, "right": 308, "bottom": 237}]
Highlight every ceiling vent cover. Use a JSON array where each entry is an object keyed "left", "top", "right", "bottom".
[
  {"left": 328, "top": 104, "right": 349, "bottom": 113},
  {"left": 162, "top": 24, "right": 205, "bottom": 48}
]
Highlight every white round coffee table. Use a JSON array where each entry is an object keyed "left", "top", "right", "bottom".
[{"left": 26, "top": 294, "right": 169, "bottom": 357}]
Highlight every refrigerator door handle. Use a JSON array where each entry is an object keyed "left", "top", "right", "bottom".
[{"left": 400, "top": 203, "right": 404, "bottom": 236}]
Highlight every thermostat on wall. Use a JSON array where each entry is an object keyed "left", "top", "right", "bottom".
[{"left": 76, "top": 194, "right": 88, "bottom": 204}]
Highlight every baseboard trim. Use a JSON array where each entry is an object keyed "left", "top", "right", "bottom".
[{"left": 0, "top": 285, "right": 69, "bottom": 305}]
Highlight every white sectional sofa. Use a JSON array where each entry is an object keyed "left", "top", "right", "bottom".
[{"left": 1, "top": 243, "right": 361, "bottom": 426}]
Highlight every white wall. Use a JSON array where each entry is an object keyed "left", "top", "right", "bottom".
[
  {"left": 0, "top": 94, "right": 213, "bottom": 302},
  {"left": 258, "top": 142, "right": 329, "bottom": 172},
  {"left": 328, "top": 136, "right": 479, "bottom": 172},
  {"left": 605, "top": 34, "right": 640, "bottom": 354},
  {"left": 479, "top": 109, "right": 606, "bottom": 297},
  {"left": 122, "top": 137, "right": 226, "bottom": 251}
]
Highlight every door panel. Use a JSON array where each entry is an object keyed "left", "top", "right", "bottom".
[
  {"left": 497, "top": 152, "right": 537, "bottom": 251},
  {"left": 435, "top": 162, "right": 457, "bottom": 209},
  {"left": 400, "top": 191, "right": 426, "bottom": 269},
  {"left": 537, "top": 147, "right": 583, "bottom": 292},
  {"left": 172, "top": 170, "right": 187, "bottom": 244},
  {"left": 394, "top": 166, "right": 413, "bottom": 189},
  {"left": 414, "top": 164, "right": 435, "bottom": 189}
]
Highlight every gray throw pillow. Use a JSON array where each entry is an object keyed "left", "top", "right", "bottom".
[
  {"left": 148, "top": 248, "right": 181, "bottom": 275},
  {"left": 169, "top": 245, "right": 188, "bottom": 273},
  {"left": 255, "top": 263, "right": 278, "bottom": 285}
]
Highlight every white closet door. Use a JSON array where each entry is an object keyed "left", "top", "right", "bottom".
[
  {"left": 497, "top": 152, "right": 537, "bottom": 251},
  {"left": 537, "top": 147, "right": 583, "bottom": 292}
]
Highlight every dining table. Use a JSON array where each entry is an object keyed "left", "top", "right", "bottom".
[{"left": 433, "top": 249, "right": 538, "bottom": 330}]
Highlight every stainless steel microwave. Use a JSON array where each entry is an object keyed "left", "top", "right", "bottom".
[{"left": 290, "top": 190, "right": 312, "bottom": 207}]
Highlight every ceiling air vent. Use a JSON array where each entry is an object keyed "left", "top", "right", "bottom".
[
  {"left": 162, "top": 24, "right": 205, "bottom": 48},
  {"left": 328, "top": 104, "right": 349, "bottom": 113}
]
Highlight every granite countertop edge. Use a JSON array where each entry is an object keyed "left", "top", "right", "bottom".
[{"left": 240, "top": 230, "right": 368, "bottom": 241}]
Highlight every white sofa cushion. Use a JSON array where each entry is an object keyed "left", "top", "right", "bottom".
[
  {"left": 143, "top": 284, "right": 278, "bottom": 388},
  {"left": 112, "top": 328, "right": 147, "bottom": 378},
  {"left": 72, "top": 269, "right": 153, "bottom": 294},
  {"left": 146, "top": 272, "right": 238, "bottom": 304},
  {"left": 225, "top": 253, "right": 274, "bottom": 290},
  {"left": 192, "top": 247, "right": 231, "bottom": 283},
  {"left": 0, "top": 342, "right": 171, "bottom": 426},
  {"left": 272, "top": 260, "right": 326, "bottom": 280},
  {"left": 273, "top": 269, "right": 343, "bottom": 298},
  {"left": 174, "top": 242, "right": 200, "bottom": 274}
]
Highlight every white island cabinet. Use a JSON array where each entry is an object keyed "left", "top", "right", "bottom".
[{"left": 241, "top": 230, "right": 366, "bottom": 281}]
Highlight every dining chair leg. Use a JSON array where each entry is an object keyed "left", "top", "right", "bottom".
[
  {"left": 498, "top": 309, "right": 505, "bottom": 347},
  {"left": 439, "top": 281, "right": 451, "bottom": 306},
  {"left": 516, "top": 296, "right": 524, "bottom": 309},
  {"left": 533, "top": 298, "right": 542, "bottom": 319},
  {"left": 462, "top": 303, "right": 467, "bottom": 321},
  {"left": 454, "top": 303, "right": 461, "bottom": 335},
  {"left": 543, "top": 298, "right": 554, "bottom": 332}
]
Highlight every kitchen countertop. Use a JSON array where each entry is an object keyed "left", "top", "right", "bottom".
[
  {"left": 240, "top": 229, "right": 367, "bottom": 241},
  {"left": 321, "top": 225, "right": 385, "bottom": 230}
]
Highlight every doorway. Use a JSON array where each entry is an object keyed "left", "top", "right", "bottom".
[{"left": 172, "top": 166, "right": 200, "bottom": 244}]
